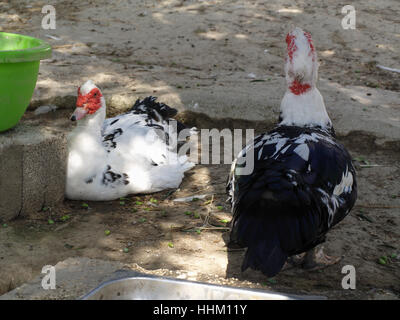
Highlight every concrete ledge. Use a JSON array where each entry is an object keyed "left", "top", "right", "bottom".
[
  {"left": 0, "top": 122, "right": 67, "bottom": 222},
  {"left": 0, "top": 258, "right": 125, "bottom": 300}
]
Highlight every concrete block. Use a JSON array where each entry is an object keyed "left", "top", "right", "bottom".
[{"left": 0, "top": 122, "right": 67, "bottom": 222}]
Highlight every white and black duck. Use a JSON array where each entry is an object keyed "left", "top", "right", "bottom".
[
  {"left": 226, "top": 27, "right": 357, "bottom": 277},
  {"left": 66, "top": 80, "right": 194, "bottom": 201}
]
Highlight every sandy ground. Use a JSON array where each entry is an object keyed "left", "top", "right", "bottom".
[{"left": 0, "top": 0, "right": 399, "bottom": 299}]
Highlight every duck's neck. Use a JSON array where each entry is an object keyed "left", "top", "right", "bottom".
[
  {"left": 279, "top": 86, "right": 332, "bottom": 130},
  {"left": 69, "top": 100, "right": 106, "bottom": 148},
  {"left": 77, "top": 104, "right": 106, "bottom": 131}
]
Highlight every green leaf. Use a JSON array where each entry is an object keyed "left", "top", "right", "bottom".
[
  {"left": 2, "top": 223, "right": 8, "bottom": 228},
  {"left": 104, "top": 230, "right": 111, "bottom": 236},
  {"left": 60, "top": 215, "right": 71, "bottom": 222},
  {"left": 150, "top": 198, "right": 158, "bottom": 203},
  {"left": 193, "top": 213, "right": 200, "bottom": 219},
  {"left": 119, "top": 201, "right": 125, "bottom": 205},
  {"left": 48, "top": 219, "right": 55, "bottom": 225},
  {"left": 168, "top": 242, "right": 174, "bottom": 248},
  {"left": 81, "top": 203, "right": 89, "bottom": 209},
  {"left": 378, "top": 256, "right": 387, "bottom": 265},
  {"left": 220, "top": 219, "right": 229, "bottom": 223},
  {"left": 135, "top": 201, "right": 143, "bottom": 205},
  {"left": 216, "top": 206, "right": 223, "bottom": 211},
  {"left": 139, "top": 218, "right": 147, "bottom": 223},
  {"left": 123, "top": 247, "right": 129, "bottom": 253},
  {"left": 184, "top": 211, "right": 193, "bottom": 216}
]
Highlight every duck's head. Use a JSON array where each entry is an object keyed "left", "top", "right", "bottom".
[
  {"left": 284, "top": 27, "right": 318, "bottom": 95},
  {"left": 71, "top": 80, "right": 104, "bottom": 121}
]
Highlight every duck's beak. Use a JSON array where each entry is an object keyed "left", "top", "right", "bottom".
[{"left": 70, "top": 107, "right": 88, "bottom": 121}]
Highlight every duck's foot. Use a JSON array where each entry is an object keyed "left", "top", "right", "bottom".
[
  {"left": 283, "top": 246, "right": 340, "bottom": 272},
  {"left": 282, "top": 253, "right": 306, "bottom": 271},
  {"left": 301, "top": 246, "right": 341, "bottom": 271}
]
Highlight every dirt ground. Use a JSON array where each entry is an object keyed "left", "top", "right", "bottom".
[
  {"left": 1, "top": 109, "right": 399, "bottom": 300},
  {"left": 0, "top": 0, "right": 399, "bottom": 299}
]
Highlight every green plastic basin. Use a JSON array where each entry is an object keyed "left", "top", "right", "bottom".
[{"left": 0, "top": 32, "right": 52, "bottom": 132}]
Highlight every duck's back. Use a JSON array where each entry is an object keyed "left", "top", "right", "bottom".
[{"left": 227, "top": 126, "right": 357, "bottom": 276}]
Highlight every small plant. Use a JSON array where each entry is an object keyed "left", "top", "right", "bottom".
[
  {"left": 168, "top": 242, "right": 174, "bottom": 248},
  {"left": 48, "top": 219, "right": 55, "bottom": 225},
  {"left": 60, "top": 215, "right": 71, "bottom": 222},
  {"left": 104, "top": 230, "right": 111, "bottom": 236},
  {"left": 81, "top": 203, "right": 89, "bottom": 209},
  {"left": 378, "top": 256, "right": 388, "bottom": 265}
]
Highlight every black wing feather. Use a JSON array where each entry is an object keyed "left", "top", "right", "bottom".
[{"left": 228, "top": 126, "right": 357, "bottom": 277}]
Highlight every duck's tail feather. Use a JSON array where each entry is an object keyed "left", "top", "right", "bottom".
[
  {"left": 129, "top": 96, "right": 178, "bottom": 122},
  {"left": 232, "top": 214, "right": 288, "bottom": 277}
]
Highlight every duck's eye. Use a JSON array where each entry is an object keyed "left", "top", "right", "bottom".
[{"left": 93, "top": 92, "right": 97, "bottom": 97}]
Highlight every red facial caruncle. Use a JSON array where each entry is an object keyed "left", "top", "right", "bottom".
[
  {"left": 303, "top": 31, "right": 315, "bottom": 61},
  {"left": 285, "top": 34, "right": 297, "bottom": 63},
  {"left": 76, "top": 87, "right": 103, "bottom": 114},
  {"left": 286, "top": 30, "right": 315, "bottom": 63},
  {"left": 289, "top": 79, "right": 311, "bottom": 95},
  {"left": 285, "top": 29, "right": 315, "bottom": 95}
]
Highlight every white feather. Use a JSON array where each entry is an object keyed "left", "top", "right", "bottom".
[{"left": 65, "top": 81, "right": 194, "bottom": 201}]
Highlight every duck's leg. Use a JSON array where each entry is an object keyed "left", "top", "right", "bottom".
[
  {"left": 301, "top": 246, "right": 341, "bottom": 270},
  {"left": 281, "top": 253, "right": 306, "bottom": 271}
]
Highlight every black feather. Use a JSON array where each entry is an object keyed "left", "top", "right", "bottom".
[{"left": 227, "top": 126, "right": 357, "bottom": 277}]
